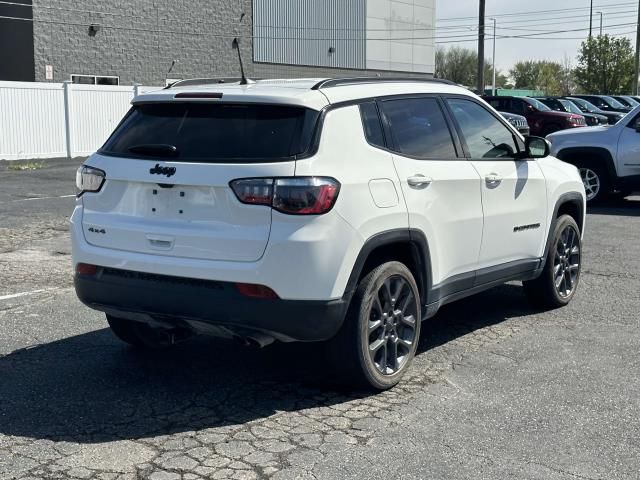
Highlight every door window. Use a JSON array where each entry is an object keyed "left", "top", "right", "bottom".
[
  {"left": 447, "top": 98, "right": 519, "bottom": 159},
  {"left": 381, "top": 97, "right": 458, "bottom": 159}
]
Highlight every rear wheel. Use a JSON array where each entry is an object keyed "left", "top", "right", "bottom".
[
  {"left": 578, "top": 165, "right": 610, "bottom": 204},
  {"left": 322, "top": 261, "right": 421, "bottom": 390},
  {"left": 523, "top": 215, "right": 582, "bottom": 309},
  {"left": 106, "top": 315, "right": 179, "bottom": 349}
]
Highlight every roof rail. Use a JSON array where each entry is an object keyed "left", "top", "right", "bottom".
[
  {"left": 311, "top": 77, "right": 456, "bottom": 90},
  {"left": 166, "top": 77, "right": 255, "bottom": 89}
]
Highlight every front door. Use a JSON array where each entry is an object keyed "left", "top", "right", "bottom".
[
  {"left": 445, "top": 97, "right": 548, "bottom": 275},
  {"left": 617, "top": 112, "right": 640, "bottom": 179}
]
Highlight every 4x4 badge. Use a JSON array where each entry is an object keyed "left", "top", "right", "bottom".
[{"left": 149, "top": 164, "right": 176, "bottom": 177}]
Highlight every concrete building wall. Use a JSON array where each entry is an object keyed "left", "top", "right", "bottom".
[
  {"left": 366, "top": 0, "right": 436, "bottom": 73},
  {"left": 32, "top": 0, "right": 254, "bottom": 85},
  {"left": 31, "top": 0, "right": 433, "bottom": 86}
]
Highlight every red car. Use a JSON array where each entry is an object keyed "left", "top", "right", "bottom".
[{"left": 483, "top": 96, "right": 586, "bottom": 137}]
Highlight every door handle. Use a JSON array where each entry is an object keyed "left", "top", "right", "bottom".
[
  {"left": 485, "top": 173, "right": 503, "bottom": 187},
  {"left": 407, "top": 175, "right": 433, "bottom": 188}
]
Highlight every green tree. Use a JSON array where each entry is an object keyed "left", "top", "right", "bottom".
[
  {"left": 510, "top": 60, "right": 567, "bottom": 95},
  {"left": 574, "top": 34, "right": 634, "bottom": 94},
  {"left": 435, "top": 46, "right": 507, "bottom": 90}
]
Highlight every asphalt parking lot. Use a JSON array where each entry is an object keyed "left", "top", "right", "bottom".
[{"left": 1, "top": 160, "right": 639, "bottom": 480}]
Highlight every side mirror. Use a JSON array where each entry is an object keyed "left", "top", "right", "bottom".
[{"left": 521, "top": 136, "right": 550, "bottom": 159}]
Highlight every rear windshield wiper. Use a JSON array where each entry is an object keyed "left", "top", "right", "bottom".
[{"left": 128, "top": 144, "right": 179, "bottom": 158}]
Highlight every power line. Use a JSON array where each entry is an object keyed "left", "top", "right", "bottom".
[{"left": 437, "top": 1, "right": 637, "bottom": 22}]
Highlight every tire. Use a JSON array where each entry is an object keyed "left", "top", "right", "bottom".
[
  {"left": 578, "top": 164, "right": 610, "bottom": 204},
  {"left": 523, "top": 215, "right": 582, "bottom": 309},
  {"left": 322, "top": 261, "right": 421, "bottom": 390},
  {"left": 106, "top": 314, "right": 176, "bottom": 349}
]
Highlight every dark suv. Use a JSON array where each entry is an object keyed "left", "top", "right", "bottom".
[
  {"left": 564, "top": 96, "right": 625, "bottom": 125},
  {"left": 484, "top": 96, "right": 586, "bottom": 136},
  {"left": 571, "top": 95, "right": 632, "bottom": 114},
  {"left": 535, "top": 97, "right": 607, "bottom": 126}
]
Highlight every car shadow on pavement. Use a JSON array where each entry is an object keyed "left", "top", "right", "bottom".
[
  {"left": 588, "top": 196, "right": 640, "bottom": 217},
  {"left": 0, "top": 284, "right": 534, "bottom": 444}
]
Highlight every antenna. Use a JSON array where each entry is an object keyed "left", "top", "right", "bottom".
[
  {"left": 232, "top": 38, "right": 248, "bottom": 85},
  {"left": 167, "top": 59, "right": 177, "bottom": 75}
]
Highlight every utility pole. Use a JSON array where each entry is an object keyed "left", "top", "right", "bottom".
[
  {"left": 490, "top": 18, "right": 497, "bottom": 96},
  {"left": 589, "top": 0, "right": 593, "bottom": 38},
  {"left": 597, "top": 11, "right": 603, "bottom": 36},
  {"left": 477, "top": 0, "right": 486, "bottom": 95},
  {"left": 634, "top": 0, "right": 640, "bottom": 95}
]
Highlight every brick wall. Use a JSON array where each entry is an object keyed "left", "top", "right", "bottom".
[{"left": 32, "top": 0, "right": 431, "bottom": 85}]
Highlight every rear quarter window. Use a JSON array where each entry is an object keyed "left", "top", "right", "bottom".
[{"left": 101, "top": 103, "right": 319, "bottom": 163}]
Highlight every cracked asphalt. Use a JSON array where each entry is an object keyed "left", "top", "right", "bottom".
[{"left": 0, "top": 160, "right": 638, "bottom": 480}]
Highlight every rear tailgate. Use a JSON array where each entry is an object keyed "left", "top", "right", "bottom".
[{"left": 80, "top": 101, "right": 319, "bottom": 263}]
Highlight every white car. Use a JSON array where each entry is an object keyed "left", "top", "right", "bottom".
[
  {"left": 548, "top": 105, "right": 640, "bottom": 203},
  {"left": 72, "top": 77, "right": 586, "bottom": 389}
]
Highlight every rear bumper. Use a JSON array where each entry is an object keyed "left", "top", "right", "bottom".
[{"left": 75, "top": 267, "right": 349, "bottom": 342}]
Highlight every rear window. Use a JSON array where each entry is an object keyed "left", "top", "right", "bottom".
[{"left": 101, "top": 103, "right": 319, "bottom": 162}]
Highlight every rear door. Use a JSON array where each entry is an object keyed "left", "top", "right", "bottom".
[
  {"left": 379, "top": 96, "right": 483, "bottom": 291},
  {"left": 445, "top": 97, "right": 548, "bottom": 271},
  {"left": 81, "top": 102, "right": 318, "bottom": 262}
]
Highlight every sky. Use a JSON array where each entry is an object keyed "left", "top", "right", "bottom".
[{"left": 435, "top": 0, "right": 638, "bottom": 73}]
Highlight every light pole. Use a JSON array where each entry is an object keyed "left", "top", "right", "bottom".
[
  {"left": 597, "top": 11, "right": 603, "bottom": 36},
  {"left": 477, "top": 0, "right": 486, "bottom": 94},
  {"left": 490, "top": 18, "right": 497, "bottom": 96}
]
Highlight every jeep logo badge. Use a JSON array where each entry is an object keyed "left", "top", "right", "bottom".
[{"left": 149, "top": 164, "right": 176, "bottom": 177}]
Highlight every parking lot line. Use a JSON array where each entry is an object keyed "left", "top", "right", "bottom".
[
  {"left": 11, "top": 194, "right": 76, "bottom": 202},
  {"left": 0, "top": 288, "right": 57, "bottom": 301}
]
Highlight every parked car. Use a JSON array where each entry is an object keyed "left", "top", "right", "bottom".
[
  {"left": 535, "top": 97, "right": 607, "bottom": 126},
  {"left": 499, "top": 111, "right": 530, "bottom": 135},
  {"left": 612, "top": 95, "right": 640, "bottom": 109},
  {"left": 483, "top": 95, "right": 586, "bottom": 136},
  {"left": 548, "top": 103, "right": 640, "bottom": 203},
  {"left": 571, "top": 95, "right": 632, "bottom": 114},
  {"left": 565, "top": 97, "right": 625, "bottom": 125},
  {"left": 73, "top": 77, "right": 586, "bottom": 389}
]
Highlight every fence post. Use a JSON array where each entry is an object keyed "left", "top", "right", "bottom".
[
  {"left": 63, "top": 81, "right": 73, "bottom": 159},
  {"left": 133, "top": 83, "right": 140, "bottom": 99}
]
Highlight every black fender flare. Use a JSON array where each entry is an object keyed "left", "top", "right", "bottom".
[
  {"left": 555, "top": 146, "right": 617, "bottom": 181},
  {"left": 343, "top": 229, "right": 432, "bottom": 307},
  {"left": 542, "top": 192, "right": 585, "bottom": 266}
]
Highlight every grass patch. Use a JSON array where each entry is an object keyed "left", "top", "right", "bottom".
[{"left": 8, "top": 161, "right": 46, "bottom": 171}]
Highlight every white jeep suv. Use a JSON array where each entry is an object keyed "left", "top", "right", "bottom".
[{"left": 72, "top": 78, "right": 586, "bottom": 389}]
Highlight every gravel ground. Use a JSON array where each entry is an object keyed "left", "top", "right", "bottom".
[{"left": 0, "top": 164, "right": 638, "bottom": 480}]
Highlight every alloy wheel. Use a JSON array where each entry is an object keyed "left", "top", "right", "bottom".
[
  {"left": 579, "top": 168, "right": 600, "bottom": 201},
  {"left": 367, "top": 275, "right": 418, "bottom": 375},
  {"left": 553, "top": 225, "right": 581, "bottom": 298}
]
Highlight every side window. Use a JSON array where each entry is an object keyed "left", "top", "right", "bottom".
[
  {"left": 381, "top": 97, "right": 458, "bottom": 159},
  {"left": 511, "top": 99, "right": 526, "bottom": 115},
  {"left": 359, "top": 102, "right": 386, "bottom": 148},
  {"left": 488, "top": 99, "right": 501, "bottom": 110},
  {"left": 447, "top": 98, "right": 519, "bottom": 160}
]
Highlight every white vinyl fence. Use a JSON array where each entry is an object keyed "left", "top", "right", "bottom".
[{"left": 0, "top": 81, "right": 160, "bottom": 161}]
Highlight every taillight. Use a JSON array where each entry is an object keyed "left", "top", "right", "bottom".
[
  {"left": 76, "top": 166, "right": 105, "bottom": 196},
  {"left": 230, "top": 177, "right": 340, "bottom": 215}
]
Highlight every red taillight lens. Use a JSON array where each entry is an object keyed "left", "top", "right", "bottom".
[
  {"left": 76, "top": 263, "right": 98, "bottom": 276},
  {"left": 230, "top": 179, "right": 274, "bottom": 206},
  {"left": 273, "top": 178, "right": 340, "bottom": 215},
  {"left": 230, "top": 177, "right": 340, "bottom": 215},
  {"left": 235, "top": 283, "right": 279, "bottom": 299}
]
